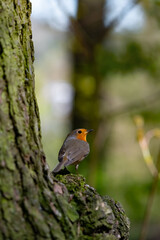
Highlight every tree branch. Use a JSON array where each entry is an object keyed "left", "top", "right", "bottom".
[{"left": 106, "top": 89, "right": 160, "bottom": 118}]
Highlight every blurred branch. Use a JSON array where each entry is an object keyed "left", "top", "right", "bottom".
[
  {"left": 94, "top": 90, "right": 160, "bottom": 174},
  {"left": 53, "top": 0, "right": 140, "bottom": 54},
  {"left": 106, "top": 0, "right": 140, "bottom": 31},
  {"left": 74, "top": 0, "right": 139, "bottom": 44},
  {"left": 134, "top": 116, "right": 160, "bottom": 240},
  {"left": 139, "top": 170, "right": 160, "bottom": 240},
  {"left": 106, "top": 89, "right": 160, "bottom": 118},
  {"left": 134, "top": 116, "right": 159, "bottom": 177}
]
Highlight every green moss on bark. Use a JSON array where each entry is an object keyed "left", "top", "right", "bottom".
[{"left": 55, "top": 174, "right": 130, "bottom": 240}]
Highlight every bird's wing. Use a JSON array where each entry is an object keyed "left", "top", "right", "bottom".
[
  {"left": 58, "top": 144, "right": 66, "bottom": 162},
  {"left": 64, "top": 139, "right": 90, "bottom": 166}
]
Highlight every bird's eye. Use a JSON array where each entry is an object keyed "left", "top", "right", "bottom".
[{"left": 78, "top": 130, "right": 82, "bottom": 134}]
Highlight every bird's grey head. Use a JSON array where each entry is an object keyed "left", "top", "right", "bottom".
[{"left": 66, "top": 128, "right": 93, "bottom": 141}]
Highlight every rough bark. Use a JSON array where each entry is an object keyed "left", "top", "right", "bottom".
[{"left": 0, "top": 0, "right": 130, "bottom": 239}]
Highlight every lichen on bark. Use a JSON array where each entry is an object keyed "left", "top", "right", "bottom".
[
  {"left": 0, "top": 0, "right": 130, "bottom": 239},
  {"left": 55, "top": 174, "right": 130, "bottom": 240}
]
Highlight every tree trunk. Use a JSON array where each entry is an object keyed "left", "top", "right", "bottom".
[
  {"left": 0, "top": 0, "right": 130, "bottom": 239},
  {"left": 71, "top": 0, "right": 110, "bottom": 188}
]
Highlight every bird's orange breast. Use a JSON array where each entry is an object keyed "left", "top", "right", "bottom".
[{"left": 76, "top": 133, "right": 87, "bottom": 142}]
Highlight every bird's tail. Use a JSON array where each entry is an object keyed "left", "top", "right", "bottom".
[{"left": 52, "top": 161, "right": 64, "bottom": 173}]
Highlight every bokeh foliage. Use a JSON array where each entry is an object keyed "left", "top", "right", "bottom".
[
  {"left": 33, "top": 1, "right": 160, "bottom": 240},
  {"left": 69, "top": 1, "right": 160, "bottom": 240}
]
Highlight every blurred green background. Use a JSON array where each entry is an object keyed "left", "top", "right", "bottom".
[{"left": 31, "top": 0, "right": 160, "bottom": 239}]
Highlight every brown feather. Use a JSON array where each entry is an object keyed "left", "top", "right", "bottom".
[{"left": 63, "top": 139, "right": 89, "bottom": 166}]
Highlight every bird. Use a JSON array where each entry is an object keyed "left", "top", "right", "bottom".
[{"left": 52, "top": 128, "right": 93, "bottom": 173}]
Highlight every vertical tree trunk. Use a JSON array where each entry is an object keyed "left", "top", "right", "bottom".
[
  {"left": 71, "top": 0, "right": 109, "bottom": 187},
  {"left": 0, "top": 1, "right": 130, "bottom": 239},
  {"left": 0, "top": 0, "right": 52, "bottom": 238}
]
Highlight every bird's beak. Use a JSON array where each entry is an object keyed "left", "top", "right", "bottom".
[{"left": 87, "top": 129, "right": 94, "bottom": 134}]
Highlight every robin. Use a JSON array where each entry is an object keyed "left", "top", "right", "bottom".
[{"left": 52, "top": 128, "right": 93, "bottom": 173}]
